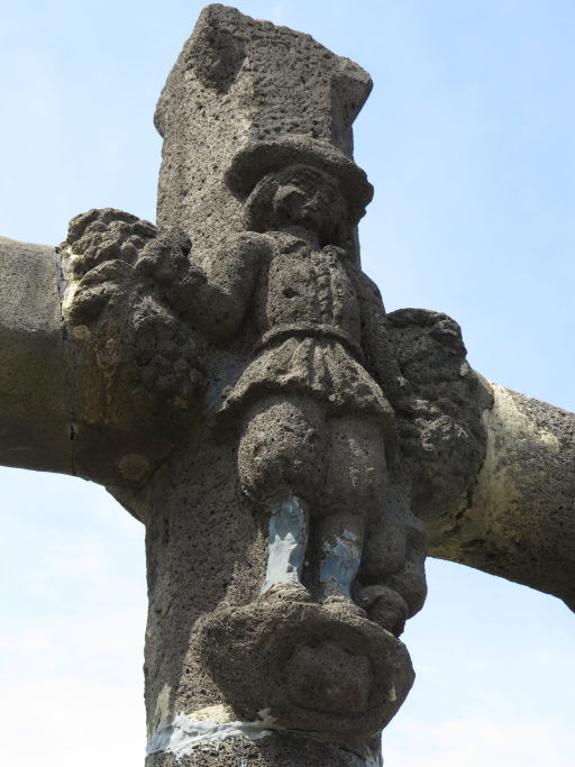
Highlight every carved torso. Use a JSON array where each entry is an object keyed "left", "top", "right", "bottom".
[
  {"left": 220, "top": 232, "right": 393, "bottom": 423},
  {"left": 255, "top": 233, "right": 362, "bottom": 357}
]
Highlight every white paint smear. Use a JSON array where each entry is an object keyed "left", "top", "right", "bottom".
[{"left": 147, "top": 710, "right": 276, "bottom": 757}]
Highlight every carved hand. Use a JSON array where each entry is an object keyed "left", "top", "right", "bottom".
[{"left": 358, "top": 502, "right": 428, "bottom": 636}]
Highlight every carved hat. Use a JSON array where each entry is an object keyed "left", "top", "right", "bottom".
[
  {"left": 155, "top": 4, "right": 375, "bottom": 244},
  {"left": 225, "top": 135, "right": 374, "bottom": 223}
]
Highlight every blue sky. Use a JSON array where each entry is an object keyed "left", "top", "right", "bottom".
[{"left": 1, "top": 2, "right": 574, "bottom": 765}]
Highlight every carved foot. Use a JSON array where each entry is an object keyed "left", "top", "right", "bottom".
[{"left": 261, "top": 581, "right": 312, "bottom": 603}]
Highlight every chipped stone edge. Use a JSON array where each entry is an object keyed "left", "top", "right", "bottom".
[{"left": 53, "top": 243, "right": 79, "bottom": 468}]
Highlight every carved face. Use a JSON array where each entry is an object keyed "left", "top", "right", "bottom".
[{"left": 247, "top": 164, "right": 348, "bottom": 244}]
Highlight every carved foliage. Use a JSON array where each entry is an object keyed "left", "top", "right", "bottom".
[
  {"left": 385, "top": 309, "right": 494, "bottom": 526},
  {"left": 60, "top": 208, "right": 205, "bottom": 413}
]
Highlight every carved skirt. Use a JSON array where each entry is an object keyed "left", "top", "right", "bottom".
[{"left": 219, "top": 336, "right": 394, "bottom": 424}]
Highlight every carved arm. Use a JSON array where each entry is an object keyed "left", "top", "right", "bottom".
[{"left": 159, "top": 232, "right": 270, "bottom": 344}]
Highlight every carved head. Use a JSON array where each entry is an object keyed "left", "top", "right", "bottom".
[{"left": 245, "top": 163, "right": 349, "bottom": 245}]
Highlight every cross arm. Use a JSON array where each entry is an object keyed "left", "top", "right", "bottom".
[
  {"left": 384, "top": 308, "right": 575, "bottom": 611},
  {"left": 435, "top": 382, "right": 575, "bottom": 612},
  {"left": 0, "top": 235, "right": 74, "bottom": 474}
]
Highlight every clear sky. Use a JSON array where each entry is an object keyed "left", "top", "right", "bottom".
[{"left": 1, "top": 1, "right": 574, "bottom": 765}]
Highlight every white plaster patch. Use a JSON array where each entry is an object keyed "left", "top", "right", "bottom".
[
  {"left": 60, "top": 245, "right": 79, "bottom": 315},
  {"left": 147, "top": 706, "right": 383, "bottom": 764},
  {"left": 146, "top": 708, "right": 276, "bottom": 757}
]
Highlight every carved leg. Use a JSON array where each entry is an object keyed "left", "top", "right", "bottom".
[
  {"left": 318, "top": 511, "right": 364, "bottom": 600},
  {"left": 261, "top": 495, "right": 309, "bottom": 593},
  {"left": 319, "top": 415, "right": 388, "bottom": 604},
  {"left": 237, "top": 394, "right": 326, "bottom": 594},
  {"left": 143, "top": 429, "right": 402, "bottom": 766}
]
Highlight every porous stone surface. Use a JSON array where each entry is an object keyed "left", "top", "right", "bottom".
[
  {"left": 155, "top": 3, "right": 373, "bottom": 261},
  {"left": 384, "top": 310, "right": 575, "bottom": 612},
  {"left": 199, "top": 583, "right": 413, "bottom": 746},
  {"left": 1, "top": 5, "right": 574, "bottom": 767},
  {"left": 136, "top": 6, "right": 423, "bottom": 760},
  {"left": 444, "top": 384, "right": 575, "bottom": 610},
  {"left": 0, "top": 236, "right": 73, "bottom": 473},
  {"left": 58, "top": 208, "right": 206, "bottom": 488},
  {"left": 147, "top": 732, "right": 382, "bottom": 767},
  {"left": 384, "top": 308, "right": 493, "bottom": 528}
]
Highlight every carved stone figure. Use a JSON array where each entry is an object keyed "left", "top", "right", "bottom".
[
  {"left": 58, "top": 132, "right": 425, "bottom": 751},
  {"left": 1, "top": 5, "right": 573, "bottom": 767},
  {"left": 220, "top": 160, "right": 420, "bottom": 625}
]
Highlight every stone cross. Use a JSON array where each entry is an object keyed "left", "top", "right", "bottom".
[{"left": 1, "top": 5, "right": 573, "bottom": 766}]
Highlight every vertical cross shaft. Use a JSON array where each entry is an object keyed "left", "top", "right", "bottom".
[{"left": 139, "top": 6, "right": 406, "bottom": 765}]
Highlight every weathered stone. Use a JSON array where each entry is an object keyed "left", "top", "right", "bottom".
[
  {"left": 198, "top": 583, "right": 413, "bottom": 747},
  {"left": 440, "top": 383, "right": 575, "bottom": 611},
  {"left": 0, "top": 5, "right": 573, "bottom": 767},
  {"left": 147, "top": 731, "right": 382, "bottom": 767},
  {"left": 122, "top": 9, "right": 424, "bottom": 761},
  {"left": 383, "top": 308, "right": 575, "bottom": 611},
  {"left": 58, "top": 208, "right": 206, "bottom": 487},
  {"left": 384, "top": 308, "right": 493, "bottom": 525},
  {"left": 155, "top": 3, "right": 373, "bottom": 261},
  {"left": 0, "top": 236, "right": 73, "bottom": 473}
]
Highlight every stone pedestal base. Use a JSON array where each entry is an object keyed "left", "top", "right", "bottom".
[{"left": 198, "top": 585, "right": 414, "bottom": 749}]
